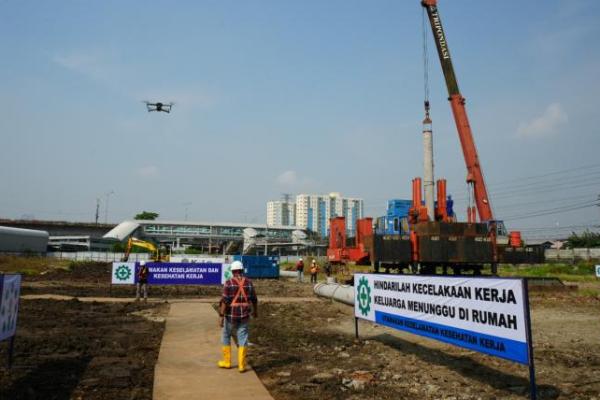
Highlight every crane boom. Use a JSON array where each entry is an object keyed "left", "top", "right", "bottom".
[{"left": 421, "top": 0, "right": 494, "bottom": 222}]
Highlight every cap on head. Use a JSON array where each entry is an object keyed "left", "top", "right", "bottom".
[
  {"left": 231, "top": 260, "right": 244, "bottom": 271},
  {"left": 140, "top": 260, "right": 146, "bottom": 266},
  {"left": 312, "top": 260, "right": 316, "bottom": 264},
  {"left": 299, "top": 258, "right": 303, "bottom": 261}
]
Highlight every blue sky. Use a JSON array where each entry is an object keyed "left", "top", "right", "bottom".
[{"left": 1, "top": 0, "right": 599, "bottom": 239}]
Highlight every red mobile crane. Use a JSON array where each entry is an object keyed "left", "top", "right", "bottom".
[
  {"left": 421, "top": 0, "right": 493, "bottom": 224},
  {"left": 360, "top": 1, "right": 545, "bottom": 274}
]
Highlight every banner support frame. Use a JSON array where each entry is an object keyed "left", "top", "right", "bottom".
[{"left": 522, "top": 279, "right": 537, "bottom": 400}]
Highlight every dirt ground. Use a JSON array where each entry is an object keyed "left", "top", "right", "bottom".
[
  {"left": 0, "top": 299, "right": 167, "bottom": 400},
  {"left": 2, "top": 258, "right": 600, "bottom": 399},
  {"left": 250, "top": 289, "right": 600, "bottom": 400},
  {"left": 18, "top": 261, "right": 314, "bottom": 299}
]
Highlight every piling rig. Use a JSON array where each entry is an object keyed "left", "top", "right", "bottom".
[{"left": 369, "top": 1, "right": 544, "bottom": 275}]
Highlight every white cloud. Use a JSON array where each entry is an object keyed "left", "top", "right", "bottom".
[
  {"left": 53, "top": 51, "right": 217, "bottom": 111},
  {"left": 517, "top": 103, "right": 568, "bottom": 138},
  {"left": 135, "top": 165, "right": 159, "bottom": 179},
  {"left": 276, "top": 170, "right": 316, "bottom": 189},
  {"left": 277, "top": 170, "right": 298, "bottom": 186},
  {"left": 53, "top": 51, "right": 115, "bottom": 82}
]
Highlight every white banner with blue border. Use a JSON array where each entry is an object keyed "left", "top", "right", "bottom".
[
  {"left": 354, "top": 274, "right": 530, "bottom": 365},
  {"left": 0, "top": 274, "right": 21, "bottom": 342}
]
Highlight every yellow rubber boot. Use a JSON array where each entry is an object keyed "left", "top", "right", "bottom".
[
  {"left": 238, "top": 346, "right": 247, "bottom": 372},
  {"left": 217, "top": 346, "right": 231, "bottom": 368}
]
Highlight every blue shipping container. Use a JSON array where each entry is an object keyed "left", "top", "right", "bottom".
[
  {"left": 387, "top": 199, "right": 412, "bottom": 218},
  {"left": 232, "top": 255, "right": 280, "bottom": 279}
]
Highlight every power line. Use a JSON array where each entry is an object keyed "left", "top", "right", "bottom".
[
  {"left": 482, "top": 193, "right": 599, "bottom": 212},
  {"left": 513, "top": 224, "right": 600, "bottom": 232},
  {"left": 487, "top": 162, "right": 600, "bottom": 188},
  {"left": 502, "top": 200, "right": 600, "bottom": 221},
  {"left": 454, "top": 176, "right": 600, "bottom": 202}
]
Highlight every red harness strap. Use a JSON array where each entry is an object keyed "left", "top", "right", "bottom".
[{"left": 231, "top": 277, "right": 249, "bottom": 306}]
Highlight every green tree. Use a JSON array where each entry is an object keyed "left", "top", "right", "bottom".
[
  {"left": 565, "top": 230, "right": 600, "bottom": 249},
  {"left": 134, "top": 211, "right": 159, "bottom": 220}
]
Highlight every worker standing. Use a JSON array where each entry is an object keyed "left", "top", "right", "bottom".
[
  {"left": 136, "top": 260, "right": 149, "bottom": 302},
  {"left": 296, "top": 258, "right": 304, "bottom": 282},
  {"left": 218, "top": 260, "right": 258, "bottom": 372},
  {"left": 310, "top": 260, "right": 319, "bottom": 283},
  {"left": 324, "top": 261, "right": 332, "bottom": 277}
]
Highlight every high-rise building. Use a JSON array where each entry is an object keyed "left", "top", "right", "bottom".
[
  {"left": 266, "top": 199, "right": 295, "bottom": 226},
  {"left": 295, "top": 192, "right": 363, "bottom": 237}
]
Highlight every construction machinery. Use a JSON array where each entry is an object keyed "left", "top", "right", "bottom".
[
  {"left": 122, "top": 237, "right": 170, "bottom": 262},
  {"left": 369, "top": 1, "right": 544, "bottom": 274},
  {"left": 327, "top": 217, "right": 372, "bottom": 265}
]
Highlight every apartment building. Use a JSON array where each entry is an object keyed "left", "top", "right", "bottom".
[
  {"left": 295, "top": 192, "right": 363, "bottom": 237},
  {"left": 266, "top": 200, "right": 296, "bottom": 226}
]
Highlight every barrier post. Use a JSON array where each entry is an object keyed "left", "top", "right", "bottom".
[
  {"left": 354, "top": 317, "right": 359, "bottom": 340},
  {"left": 523, "top": 279, "right": 537, "bottom": 400},
  {"left": 7, "top": 336, "right": 15, "bottom": 369}
]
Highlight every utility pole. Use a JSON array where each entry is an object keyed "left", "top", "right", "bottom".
[
  {"left": 265, "top": 223, "right": 268, "bottom": 256},
  {"left": 104, "top": 190, "right": 114, "bottom": 224},
  {"left": 95, "top": 198, "right": 101, "bottom": 225}
]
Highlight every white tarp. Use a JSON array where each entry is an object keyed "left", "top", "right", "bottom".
[{"left": 354, "top": 274, "right": 530, "bottom": 364}]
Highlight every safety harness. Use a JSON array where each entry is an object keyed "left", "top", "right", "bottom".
[{"left": 230, "top": 277, "right": 249, "bottom": 306}]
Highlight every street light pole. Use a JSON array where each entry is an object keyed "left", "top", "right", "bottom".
[
  {"left": 183, "top": 202, "right": 192, "bottom": 221},
  {"left": 95, "top": 198, "right": 101, "bottom": 225},
  {"left": 265, "top": 224, "right": 268, "bottom": 256},
  {"left": 104, "top": 190, "right": 114, "bottom": 224}
]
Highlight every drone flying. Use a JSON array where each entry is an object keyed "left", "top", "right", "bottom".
[{"left": 144, "top": 101, "right": 174, "bottom": 113}]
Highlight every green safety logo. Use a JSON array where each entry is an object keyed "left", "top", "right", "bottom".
[
  {"left": 224, "top": 265, "right": 233, "bottom": 280},
  {"left": 115, "top": 265, "right": 132, "bottom": 281},
  {"left": 357, "top": 276, "right": 372, "bottom": 316}
]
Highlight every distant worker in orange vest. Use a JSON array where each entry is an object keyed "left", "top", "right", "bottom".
[
  {"left": 310, "top": 260, "right": 319, "bottom": 283},
  {"left": 136, "top": 260, "right": 150, "bottom": 302},
  {"left": 218, "top": 260, "right": 258, "bottom": 372},
  {"left": 296, "top": 258, "right": 304, "bottom": 282}
]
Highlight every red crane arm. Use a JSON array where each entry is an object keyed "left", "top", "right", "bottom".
[{"left": 421, "top": 0, "right": 494, "bottom": 222}]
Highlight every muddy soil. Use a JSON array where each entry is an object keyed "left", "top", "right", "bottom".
[
  {"left": 250, "top": 292, "right": 600, "bottom": 400},
  {"left": 18, "top": 262, "right": 314, "bottom": 299},
  {"left": 0, "top": 299, "right": 167, "bottom": 400}
]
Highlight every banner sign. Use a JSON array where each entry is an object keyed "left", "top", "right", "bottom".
[
  {"left": 354, "top": 274, "right": 531, "bottom": 365},
  {"left": 596, "top": 265, "right": 600, "bottom": 278},
  {"left": 145, "top": 262, "right": 224, "bottom": 285},
  {"left": 112, "top": 262, "right": 227, "bottom": 285},
  {"left": 112, "top": 262, "right": 136, "bottom": 285},
  {"left": 0, "top": 274, "right": 21, "bottom": 342}
]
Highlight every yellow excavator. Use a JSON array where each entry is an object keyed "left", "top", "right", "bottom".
[{"left": 122, "top": 237, "right": 170, "bottom": 262}]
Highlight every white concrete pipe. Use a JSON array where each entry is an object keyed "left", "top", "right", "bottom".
[
  {"left": 423, "top": 127, "right": 435, "bottom": 221},
  {"left": 313, "top": 283, "right": 355, "bottom": 306},
  {"left": 279, "top": 270, "right": 297, "bottom": 278}
]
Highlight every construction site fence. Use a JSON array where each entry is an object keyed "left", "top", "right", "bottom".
[
  {"left": 8, "top": 249, "right": 600, "bottom": 263},
  {"left": 47, "top": 252, "right": 152, "bottom": 262},
  {"left": 544, "top": 248, "right": 600, "bottom": 262}
]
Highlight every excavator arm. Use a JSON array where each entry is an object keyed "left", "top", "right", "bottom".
[
  {"left": 122, "top": 237, "right": 160, "bottom": 262},
  {"left": 421, "top": 0, "right": 494, "bottom": 223}
]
